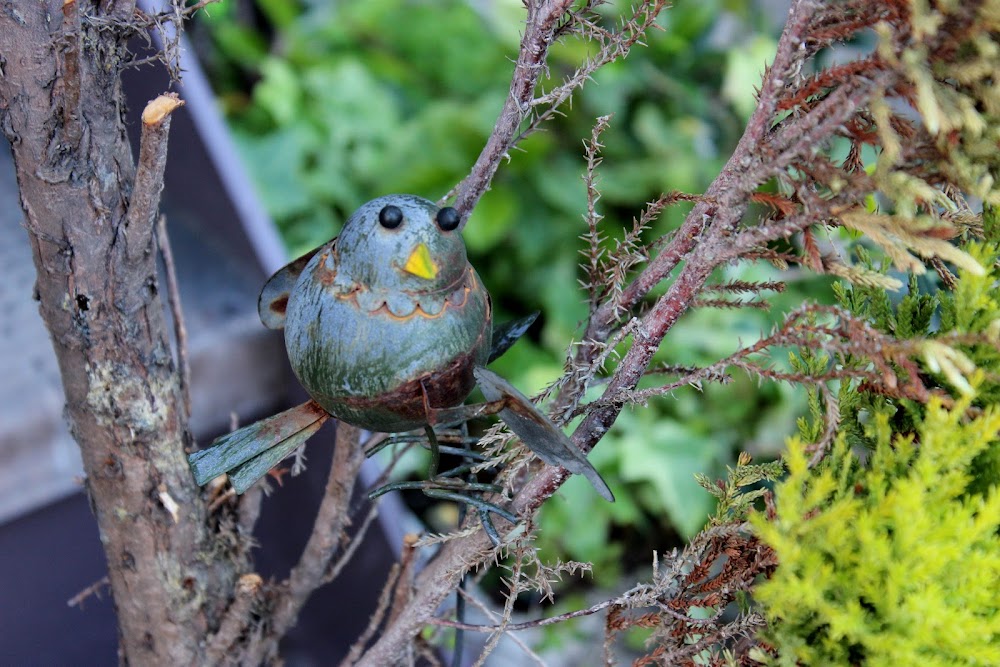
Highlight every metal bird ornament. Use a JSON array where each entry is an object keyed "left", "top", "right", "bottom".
[{"left": 188, "top": 195, "right": 613, "bottom": 509}]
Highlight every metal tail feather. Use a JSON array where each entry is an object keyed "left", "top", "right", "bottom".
[
  {"left": 488, "top": 311, "right": 539, "bottom": 364},
  {"left": 188, "top": 400, "right": 328, "bottom": 492},
  {"left": 473, "top": 366, "right": 615, "bottom": 502}
]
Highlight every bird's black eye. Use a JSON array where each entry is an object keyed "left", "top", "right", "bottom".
[
  {"left": 379, "top": 205, "right": 403, "bottom": 229},
  {"left": 436, "top": 207, "right": 461, "bottom": 231}
]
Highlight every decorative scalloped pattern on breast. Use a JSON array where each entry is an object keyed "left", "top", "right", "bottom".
[{"left": 336, "top": 267, "right": 477, "bottom": 320}]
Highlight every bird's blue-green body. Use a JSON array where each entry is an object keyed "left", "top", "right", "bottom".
[{"left": 281, "top": 196, "right": 492, "bottom": 432}]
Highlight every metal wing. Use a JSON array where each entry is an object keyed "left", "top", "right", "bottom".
[
  {"left": 473, "top": 366, "right": 614, "bottom": 502},
  {"left": 488, "top": 311, "right": 539, "bottom": 364},
  {"left": 257, "top": 244, "right": 324, "bottom": 330}
]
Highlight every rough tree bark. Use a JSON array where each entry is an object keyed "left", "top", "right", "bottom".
[{"left": 0, "top": 2, "right": 237, "bottom": 664}]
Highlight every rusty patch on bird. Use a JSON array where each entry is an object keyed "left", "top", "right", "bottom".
[
  {"left": 502, "top": 394, "right": 550, "bottom": 426},
  {"left": 337, "top": 350, "right": 477, "bottom": 424},
  {"left": 270, "top": 294, "right": 289, "bottom": 315},
  {"left": 315, "top": 252, "right": 338, "bottom": 287},
  {"left": 332, "top": 322, "right": 490, "bottom": 431}
]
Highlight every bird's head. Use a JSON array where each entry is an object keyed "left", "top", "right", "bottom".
[{"left": 335, "top": 194, "right": 469, "bottom": 293}]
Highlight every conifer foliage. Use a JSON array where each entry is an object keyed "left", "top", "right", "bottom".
[{"left": 754, "top": 398, "right": 1000, "bottom": 666}]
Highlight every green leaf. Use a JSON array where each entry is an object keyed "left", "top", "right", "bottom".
[
  {"left": 616, "top": 412, "right": 723, "bottom": 538},
  {"left": 233, "top": 126, "right": 317, "bottom": 220},
  {"left": 722, "top": 35, "right": 778, "bottom": 119},
  {"left": 257, "top": 0, "right": 300, "bottom": 30},
  {"left": 464, "top": 192, "right": 517, "bottom": 253},
  {"left": 254, "top": 58, "right": 303, "bottom": 126}
]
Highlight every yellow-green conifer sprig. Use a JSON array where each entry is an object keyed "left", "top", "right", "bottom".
[{"left": 753, "top": 399, "right": 1000, "bottom": 666}]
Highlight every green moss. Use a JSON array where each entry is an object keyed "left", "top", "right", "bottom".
[{"left": 753, "top": 400, "right": 1000, "bottom": 666}]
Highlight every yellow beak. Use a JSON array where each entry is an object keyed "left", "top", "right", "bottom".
[{"left": 403, "top": 243, "right": 438, "bottom": 280}]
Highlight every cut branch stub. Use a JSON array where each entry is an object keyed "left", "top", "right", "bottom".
[
  {"left": 142, "top": 92, "right": 185, "bottom": 125},
  {"left": 126, "top": 93, "right": 185, "bottom": 259}
]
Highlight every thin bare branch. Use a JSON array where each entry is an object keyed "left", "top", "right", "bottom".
[
  {"left": 67, "top": 576, "right": 111, "bottom": 609},
  {"left": 266, "top": 424, "right": 366, "bottom": 646},
  {"left": 205, "top": 574, "right": 263, "bottom": 666},
  {"left": 450, "top": 0, "right": 577, "bottom": 218},
  {"left": 340, "top": 563, "right": 403, "bottom": 667},
  {"left": 457, "top": 588, "right": 548, "bottom": 666},
  {"left": 472, "top": 540, "right": 526, "bottom": 666},
  {"left": 516, "top": 1, "right": 669, "bottom": 145},
  {"left": 156, "top": 215, "right": 191, "bottom": 418},
  {"left": 323, "top": 504, "right": 380, "bottom": 585},
  {"left": 431, "top": 597, "right": 617, "bottom": 633}
]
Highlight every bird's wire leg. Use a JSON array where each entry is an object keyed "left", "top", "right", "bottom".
[
  {"left": 452, "top": 422, "right": 470, "bottom": 667},
  {"left": 428, "top": 443, "right": 488, "bottom": 461},
  {"left": 390, "top": 432, "right": 483, "bottom": 446},
  {"left": 365, "top": 397, "right": 514, "bottom": 547},
  {"left": 437, "top": 462, "right": 480, "bottom": 479},
  {"left": 433, "top": 398, "right": 509, "bottom": 430},
  {"left": 363, "top": 431, "right": 484, "bottom": 460},
  {"left": 364, "top": 415, "right": 514, "bottom": 663},
  {"left": 425, "top": 424, "right": 441, "bottom": 479},
  {"left": 369, "top": 480, "right": 502, "bottom": 499},
  {"left": 422, "top": 490, "right": 518, "bottom": 524},
  {"left": 479, "top": 508, "right": 501, "bottom": 545},
  {"left": 363, "top": 433, "right": 397, "bottom": 458},
  {"left": 424, "top": 390, "right": 514, "bottom": 533}
]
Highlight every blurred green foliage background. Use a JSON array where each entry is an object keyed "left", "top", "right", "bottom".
[{"left": 194, "top": 0, "right": 828, "bottom": 581}]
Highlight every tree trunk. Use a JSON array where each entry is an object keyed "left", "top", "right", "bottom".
[{"left": 0, "top": 2, "right": 236, "bottom": 663}]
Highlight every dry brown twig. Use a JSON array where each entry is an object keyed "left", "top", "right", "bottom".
[
  {"left": 443, "top": 0, "right": 670, "bottom": 221},
  {"left": 67, "top": 576, "right": 112, "bottom": 609},
  {"left": 156, "top": 214, "right": 191, "bottom": 418},
  {"left": 424, "top": 523, "right": 772, "bottom": 663},
  {"left": 242, "top": 424, "right": 368, "bottom": 664}
]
